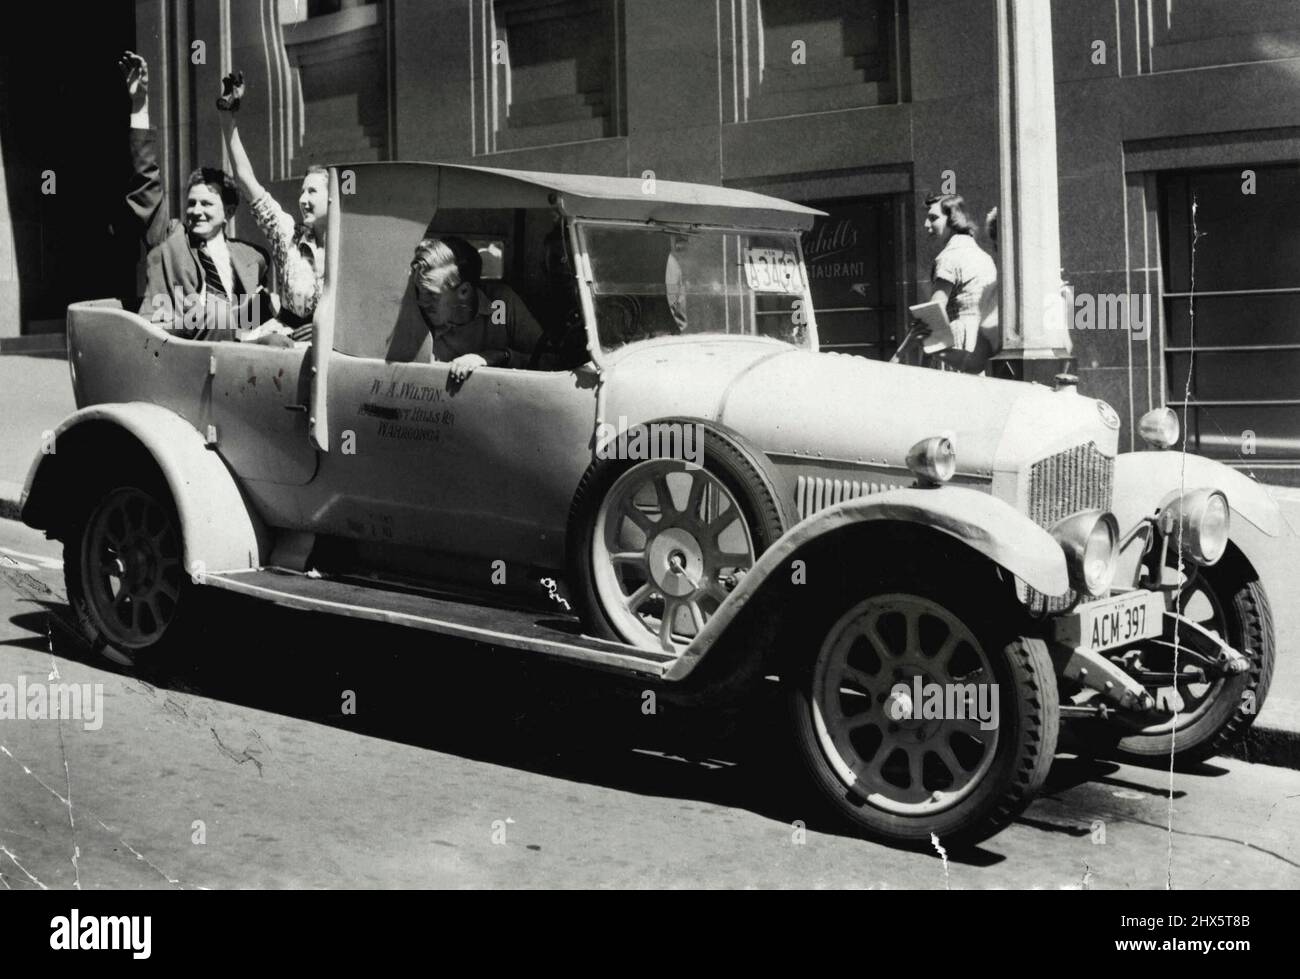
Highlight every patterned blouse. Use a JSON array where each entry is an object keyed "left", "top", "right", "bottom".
[{"left": 250, "top": 192, "right": 323, "bottom": 323}]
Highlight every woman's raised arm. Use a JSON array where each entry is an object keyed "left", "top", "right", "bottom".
[{"left": 216, "top": 72, "right": 267, "bottom": 205}]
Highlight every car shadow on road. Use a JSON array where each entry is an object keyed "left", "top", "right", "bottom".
[
  {"left": 10, "top": 600, "right": 824, "bottom": 822},
  {"left": 11, "top": 595, "right": 1015, "bottom": 864}
]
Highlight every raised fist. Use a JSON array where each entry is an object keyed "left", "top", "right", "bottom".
[
  {"left": 216, "top": 70, "right": 245, "bottom": 112},
  {"left": 118, "top": 51, "right": 149, "bottom": 111}
]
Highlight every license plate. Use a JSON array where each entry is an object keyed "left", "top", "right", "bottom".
[
  {"left": 743, "top": 248, "right": 800, "bottom": 293},
  {"left": 1057, "top": 591, "right": 1165, "bottom": 652}
]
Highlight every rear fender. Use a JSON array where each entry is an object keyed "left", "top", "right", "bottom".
[
  {"left": 667, "top": 486, "right": 1067, "bottom": 681},
  {"left": 20, "top": 403, "right": 269, "bottom": 575}
]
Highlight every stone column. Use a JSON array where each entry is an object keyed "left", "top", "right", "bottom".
[
  {"left": 992, "top": 0, "right": 1073, "bottom": 381},
  {"left": 0, "top": 135, "right": 17, "bottom": 340}
]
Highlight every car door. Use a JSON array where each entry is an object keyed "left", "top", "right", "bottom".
[
  {"left": 315, "top": 353, "right": 598, "bottom": 571},
  {"left": 209, "top": 341, "right": 319, "bottom": 486}
]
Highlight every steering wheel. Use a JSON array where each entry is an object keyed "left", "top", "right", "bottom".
[
  {"left": 528, "top": 308, "right": 590, "bottom": 371},
  {"left": 595, "top": 295, "right": 644, "bottom": 346}
]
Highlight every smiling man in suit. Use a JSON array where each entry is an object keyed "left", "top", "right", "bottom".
[{"left": 120, "top": 52, "right": 275, "bottom": 341}]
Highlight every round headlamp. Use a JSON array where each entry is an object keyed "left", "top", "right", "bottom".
[
  {"left": 1050, "top": 510, "right": 1119, "bottom": 597},
  {"left": 906, "top": 436, "right": 956, "bottom": 485},
  {"left": 1161, "top": 489, "right": 1230, "bottom": 566},
  {"left": 1138, "top": 407, "right": 1180, "bottom": 449}
]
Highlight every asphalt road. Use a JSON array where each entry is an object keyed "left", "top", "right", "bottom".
[{"left": 1, "top": 516, "right": 1298, "bottom": 889}]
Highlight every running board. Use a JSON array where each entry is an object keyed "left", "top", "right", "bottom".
[{"left": 202, "top": 568, "right": 678, "bottom": 678}]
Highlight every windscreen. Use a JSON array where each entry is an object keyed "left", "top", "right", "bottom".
[{"left": 578, "top": 224, "right": 815, "bottom": 355}]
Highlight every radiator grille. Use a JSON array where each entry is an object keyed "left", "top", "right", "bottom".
[
  {"left": 1028, "top": 442, "right": 1114, "bottom": 528},
  {"left": 1025, "top": 442, "right": 1115, "bottom": 611},
  {"left": 795, "top": 476, "right": 902, "bottom": 521}
]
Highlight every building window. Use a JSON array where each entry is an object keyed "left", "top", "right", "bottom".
[
  {"left": 1122, "top": 0, "right": 1300, "bottom": 75},
  {"left": 725, "top": 0, "right": 906, "bottom": 122},
  {"left": 475, "top": 0, "right": 625, "bottom": 154},
  {"left": 299, "top": 0, "right": 380, "bottom": 18},
  {"left": 1159, "top": 164, "right": 1300, "bottom": 464},
  {"left": 279, "top": 0, "right": 389, "bottom": 167},
  {"left": 802, "top": 196, "right": 905, "bottom": 360}
]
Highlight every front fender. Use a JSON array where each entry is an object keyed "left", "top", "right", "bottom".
[
  {"left": 1112, "top": 451, "right": 1285, "bottom": 538},
  {"left": 666, "top": 486, "right": 1067, "bottom": 681},
  {"left": 20, "top": 403, "right": 269, "bottom": 574}
]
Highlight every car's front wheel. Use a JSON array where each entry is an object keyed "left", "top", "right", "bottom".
[
  {"left": 786, "top": 579, "right": 1059, "bottom": 849},
  {"left": 64, "top": 480, "right": 195, "bottom": 668},
  {"left": 1106, "top": 548, "right": 1274, "bottom": 766}
]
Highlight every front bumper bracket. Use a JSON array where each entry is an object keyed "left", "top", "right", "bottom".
[
  {"left": 1049, "top": 645, "right": 1155, "bottom": 712},
  {"left": 1147, "top": 610, "right": 1250, "bottom": 676}
]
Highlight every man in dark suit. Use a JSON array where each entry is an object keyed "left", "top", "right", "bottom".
[{"left": 120, "top": 52, "right": 274, "bottom": 341}]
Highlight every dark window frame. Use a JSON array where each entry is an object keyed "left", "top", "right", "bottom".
[{"left": 1158, "top": 163, "right": 1300, "bottom": 463}]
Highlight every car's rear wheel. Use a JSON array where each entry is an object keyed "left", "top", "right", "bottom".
[
  {"left": 64, "top": 479, "right": 195, "bottom": 668},
  {"left": 569, "top": 423, "right": 789, "bottom": 653},
  {"left": 786, "top": 576, "right": 1058, "bottom": 849}
]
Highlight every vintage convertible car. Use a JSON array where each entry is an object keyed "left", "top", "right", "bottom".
[{"left": 20, "top": 163, "right": 1282, "bottom": 848}]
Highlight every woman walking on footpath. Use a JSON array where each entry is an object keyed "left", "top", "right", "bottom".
[{"left": 921, "top": 193, "right": 998, "bottom": 372}]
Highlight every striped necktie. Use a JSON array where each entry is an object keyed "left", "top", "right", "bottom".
[{"left": 197, "top": 242, "right": 229, "bottom": 300}]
